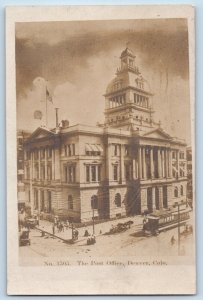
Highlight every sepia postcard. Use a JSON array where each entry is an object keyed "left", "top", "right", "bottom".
[{"left": 6, "top": 5, "right": 195, "bottom": 295}]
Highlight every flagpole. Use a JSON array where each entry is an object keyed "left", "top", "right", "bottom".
[{"left": 45, "top": 81, "right": 48, "bottom": 127}]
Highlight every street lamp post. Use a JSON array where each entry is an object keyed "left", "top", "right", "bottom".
[
  {"left": 177, "top": 204, "right": 180, "bottom": 255},
  {"left": 174, "top": 201, "right": 187, "bottom": 255},
  {"left": 92, "top": 207, "right": 95, "bottom": 235}
]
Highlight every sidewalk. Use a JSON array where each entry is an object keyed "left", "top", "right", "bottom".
[{"left": 36, "top": 215, "right": 144, "bottom": 243}]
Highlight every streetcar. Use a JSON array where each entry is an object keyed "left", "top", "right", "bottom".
[{"left": 143, "top": 207, "right": 191, "bottom": 236}]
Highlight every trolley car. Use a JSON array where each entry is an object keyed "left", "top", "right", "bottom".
[{"left": 143, "top": 207, "right": 191, "bottom": 236}]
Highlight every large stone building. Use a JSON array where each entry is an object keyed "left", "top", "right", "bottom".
[{"left": 23, "top": 48, "right": 188, "bottom": 222}]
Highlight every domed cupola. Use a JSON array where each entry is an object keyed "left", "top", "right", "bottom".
[
  {"left": 120, "top": 47, "right": 135, "bottom": 59},
  {"left": 104, "top": 47, "right": 154, "bottom": 132}
]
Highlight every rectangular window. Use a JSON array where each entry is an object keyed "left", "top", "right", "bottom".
[
  {"left": 179, "top": 152, "right": 185, "bottom": 159},
  {"left": 72, "top": 166, "right": 76, "bottom": 182},
  {"left": 172, "top": 151, "right": 176, "bottom": 159},
  {"left": 72, "top": 144, "right": 75, "bottom": 156},
  {"left": 26, "top": 166, "right": 30, "bottom": 179},
  {"left": 113, "top": 165, "right": 118, "bottom": 181},
  {"left": 134, "top": 93, "right": 137, "bottom": 103},
  {"left": 91, "top": 165, "right": 96, "bottom": 182},
  {"left": 64, "top": 166, "right": 68, "bottom": 182},
  {"left": 86, "top": 165, "right": 90, "bottom": 182},
  {"left": 125, "top": 145, "right": 130, "bottom": 156},
  {"left": 114, "top": 144, "right": 119, "bottom": 156},
  {"left": 67, "top": 165, "right": 76, "bottom": 182},
  {"left": 47, "top": 165, "right": 52, "bottom": 180},
  {"left": 98, "top": 165, "right": 101, "bottom": 182},
  {"left": 68, "top": 145, "right": 71, "bottom": 156},
  {"left": 68, "top": 166, "right": 72, "bottom": 182}
]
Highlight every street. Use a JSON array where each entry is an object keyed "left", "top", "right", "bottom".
[{"left": 19, "top": 215, "right": 194, "bottom": 266}]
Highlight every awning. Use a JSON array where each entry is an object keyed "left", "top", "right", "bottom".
[
  {"left": 85, "top": 144, "right": 103, "bottom": 152},
  {"left": 85, "top": 144, "right": 93, "bottom": 152},
  {"left": 95, "top": 144, "right": 103, "bottom": 152}
]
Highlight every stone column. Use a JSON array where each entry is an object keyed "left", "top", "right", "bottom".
[
  {"left": 177, "top": 150, "right": 180, "bottom": 178},
  {"left": 161, "top": 149, "right": 165, "bottom": 178},
  {"left": 158, "top": 186, "right": 163, "bottom": 210},
  {"left": 138, "top": 146, "right": 142, "bottom": 179},
  {"left": 142, "top": 147, "right": 146, "bottom": 179},
  {"left": 120, "top": 144, "right": 125, "bottom": 182},
  {"left": 168, "top": 150, "right": 172, "bottom": 178},
  {"left": 150, "top": 147, "right": 154, "bottom": 179},
  {"left": 30, "top": 155, "right": 34, "bottom": 215},
  {"left": 32, "top": 151, "right": 35, "bottom": 179},
  {"left": 105, "top": 143, "right": 112, "bottom": 181},
  {"left": 38, "top": 149, "right": 41, "bottom": 180},
  {"left": 45, "top": 148, "right": 47, "bottom": 180},
  {"left": 165, "top": 149, "right": 168, "bottom": 178},
  {"left": 52, "top": 148, "right": 55, "bottom": 181},
  {"left": 55, "top": 148, "right": 60, "bottom": 181},
  {"left": 38, "top": 189, "right": 41, "bottom": 213},
  {"left": 157, "top": 148, "right": 162, "bottom": 178}
]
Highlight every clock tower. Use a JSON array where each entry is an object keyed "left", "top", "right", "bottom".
[{"left": 104, "top": 47, "right": 155, "bottom": 133}]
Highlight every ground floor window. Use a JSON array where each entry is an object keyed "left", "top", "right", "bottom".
[
  {"left": 174, "top": 187, "right": 178, "bottom": 198},
  {"left": 115, "top": 193, "right": 121, "bottom": 207},
  {"left": 91, "top": 195, "right": 98, "bottom": 209},
  {"left": 113, "top": 165, "right": 118, "bottom": 181},
  {"left": 47, "top": 191, "right": 52, "bottom": 213},
  {"left": 68, "top": 195, "right": 73, "bottom": 210}
]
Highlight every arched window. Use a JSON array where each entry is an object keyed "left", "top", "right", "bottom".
[
  {"left": 115, "top": 193, "right": 121, "bottom": 207},
  {"left": 91, "top": 195, "right": 98, "bottom": 209},
  {"left": 180, "top": 185, "right": 184, "bottom": 196},
  {"left": 174, "top": 187, "right": 178, "bottom": 198},
  {"left": 68, "top": 195, "right": 73, "bottom": 210}
]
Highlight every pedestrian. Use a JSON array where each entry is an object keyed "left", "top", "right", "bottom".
[
  {"left": 84, "top": 229, "right": 90, "bottom": 237},
  {"left": 171, "top": 235, "right": 175, "bottom": 245},
  {"left": 52, "top": 224, "right": 55, "bottom": 235}
]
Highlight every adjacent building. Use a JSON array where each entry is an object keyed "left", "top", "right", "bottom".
[{"left": 22, "top": 48, "right": 188, "bottom": 222}]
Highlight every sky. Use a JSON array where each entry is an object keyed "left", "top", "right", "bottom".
[{"left": 15, "top": 19, "right": 191, "bottom": 144}]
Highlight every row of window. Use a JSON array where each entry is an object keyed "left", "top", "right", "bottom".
[
  {"left": 113, "top": 144, "right": 130, "bottom": 156},
  {"left": 134, "top": 94, "right": 149, "bottom": 108},
  {"left": 135, "top": 79, "right": 144, "bottom": 90},
  {"left": 27, "top": 164, "right": 52, "bottom": 180},
  {"left": 172, "top": 151, "right": 185, "bottom": 159},
  {"left": 64, "top": 165, "right": 76, "bottom": 183},
  {"left": 174, "top": 185, "right": 184, "bottom": 198},
  {"left": 109, "top": 94, "right": 126, "bottom": 107},
  {"left": 67, "top": 193, "right": 122, "bottom": 211},
  {"left": 25, "top": 148, "right": 53, "bottom": 160},
  {"left": 172, "top": 168, "right": 185, "bottom": 178},
  {"left": 86, "top": 165, "right": 101, "bottom": 182},
  {"left": 64, "top": 144, "right": 75, "bottom": 156}
]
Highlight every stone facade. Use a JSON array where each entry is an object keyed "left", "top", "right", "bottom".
[{"left": 22, "top": 48, "right": 188, "bottom": 222}]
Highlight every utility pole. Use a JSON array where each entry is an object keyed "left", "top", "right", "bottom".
[
  {"left": 72, "top": 223, "right": 74, "bottom": 240},
  {"left": 55, "top": 107, "right": 59, "bottom": 128},
  {"left": 178, "top": 204, "right": 180, "bottom": 255},
  {"left": 92, "top": 207, "right": 95, "bottom": 235}
]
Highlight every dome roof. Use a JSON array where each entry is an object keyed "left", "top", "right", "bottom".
[
  {"left": 105, "top": 71, "right": 151, "bottom": 95},
  {"left": 120, "top": 47, "right": 135, "bottom": 58}
]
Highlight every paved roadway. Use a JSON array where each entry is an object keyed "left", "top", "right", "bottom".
[{"left": 19, "top": 216, "right": 194, "bottom": 265}]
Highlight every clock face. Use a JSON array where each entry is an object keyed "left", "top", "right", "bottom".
[{"left": 34, "top": 110, "right": 43, "bottom": 120}]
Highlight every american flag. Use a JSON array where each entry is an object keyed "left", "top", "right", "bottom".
[{"left": 46, "top": 87, "right": 53, "bottom": 103}]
